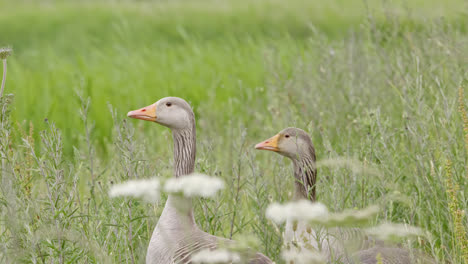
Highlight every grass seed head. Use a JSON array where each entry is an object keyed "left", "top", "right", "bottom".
[{"left": 0, "top": 47, "right": 12, "bottom": 60}]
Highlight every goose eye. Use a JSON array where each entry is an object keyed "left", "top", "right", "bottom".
[
  {"left": 285, "top": 135, "right": 290, "bottom": 138},
  {"left": 166, "top": 102, "right": 172, "bottom": 107}
]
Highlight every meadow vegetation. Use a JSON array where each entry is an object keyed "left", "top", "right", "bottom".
[{"left": 0, "top": 0, "right": 467, "bottom": 263}]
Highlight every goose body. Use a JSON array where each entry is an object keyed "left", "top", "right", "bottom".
[
  {"left": 255, "top": 127, "right": 434, "bottom": 264},
  {"left": 283, "top": 220, "right": 373, "bottom": 262},
  {"left": 128, "top": 97, "right": 271, "bottom": 264},
  {"left": 256, "top": 127, "right": 358, "bottom": 261}
]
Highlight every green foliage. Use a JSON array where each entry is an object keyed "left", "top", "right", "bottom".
[
  {"left": 0, "top": 0, "right": 467, "bottom": 263},
  {"left": 0, "top": 0, "right": 466, "bottom": 155}
]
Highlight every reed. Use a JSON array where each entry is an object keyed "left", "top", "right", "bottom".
[{"left": 445, "top": 160, "right": 468, "bottom": 264}]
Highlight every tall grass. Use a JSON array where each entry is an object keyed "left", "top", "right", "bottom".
[
  {"left": 1, "top": 0, "right": 467, "bottom": 263},
  {"left": 0, "top": 0, "right": 466, "bottom": 154}
]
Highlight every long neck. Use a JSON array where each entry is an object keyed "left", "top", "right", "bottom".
[
  {"left": 172, "top": 124, "right": 196, "bottom": 177},
  {"left": 292, "top": 155, "right": 317, "bottom": 201},
  {"left": 161, "top": 119, "right": 197, "bottom": 228}
]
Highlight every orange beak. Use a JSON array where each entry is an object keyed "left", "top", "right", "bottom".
[
  {"left": 255, "top": 134, "right": 280, "bottom": 152},
  {"left": 127, "top": 103, "right": 157, "bottom": 122}
]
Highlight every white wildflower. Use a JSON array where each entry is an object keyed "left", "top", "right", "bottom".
[
  {"left": 366, "top": 223, "right": 426, "bottom": 241},
  {"left": 164, "top": 173, "right": 225, "bottom": 198},
  {"left": 191, "top": 249, "right": 240, "bottom": 263},
  {"left": 323, "top": 205, "right": 379, "bottom": 227},
  {"left": 266, "top": 200, "right": 379, "bottom": 227},
  {"left": 282, "top": 248, "right": 325, "bottom": 264},
  {"left": 316, "top": 157, "right": 382, "bottom": 177},
  {"left": 109, "top": 178, "right": 160, "bottom": 203},
  {"left": 266, "top": 200, "right": 328, "bottom": 224}
]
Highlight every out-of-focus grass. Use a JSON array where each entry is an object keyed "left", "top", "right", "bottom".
[
  {"left": 0, "top": 0, "right": 466, "bottom": 154},
  {"left": 0, "top": 0, "right": 467, "bottom": 263}
]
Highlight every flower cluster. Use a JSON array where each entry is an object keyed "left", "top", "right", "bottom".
[
  {"left": 191, "top": 249, "right": 240, "bottom": 264},
  {"left": 281, "top": 248, "right": 325, "bottom": 264},
  {"left": 323, "top": 205, "right": 379, "bottom": 227},
  {"left": 366, "top": 223, "right": 426, "bottom": 241},
  {"left": 266, "top": 200, "right": 328, "bottom": 224},
  {"left": 266, "top": 200, "right": 379, "bottom": 228},
  {"left": 109, "top": 178, "right": 160, "bottom": 203},
  {"left": 109, "top": 173, "right": 225, "bottom": 202},
  {"left": 164, "top": 173, "right": 225, "bottom": 198}
]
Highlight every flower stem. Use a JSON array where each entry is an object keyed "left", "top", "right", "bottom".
[{"left": 0, "top": 59, "right": 6, "bottom": 98}]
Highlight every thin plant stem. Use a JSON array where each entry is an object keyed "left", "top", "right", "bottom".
[
  {"left": 1, "top": 59, "right": 6, "bottom": 98},
  {"left": 229, "top": 129, "right": 247, "bottom": 239},
  {"left": 128, "top": 200, "right": 135, "bottom": 264},
  {"left": 0, "top": 58, "right": 6, "bottom": 238}
]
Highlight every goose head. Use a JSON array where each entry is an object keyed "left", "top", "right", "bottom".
[
  {"left": 127, "top": 97, "right": 194, "bottom": 130},
  {"left": 255, "top": 127, "right": 314, "bottom": 160}
]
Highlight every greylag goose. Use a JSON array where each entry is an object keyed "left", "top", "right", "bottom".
[
  {"left": 128, "top": 97, "right": 272, "bottom": 264},
  {"left": 255, "top": 127, "right": 435, "bottom": 264}
]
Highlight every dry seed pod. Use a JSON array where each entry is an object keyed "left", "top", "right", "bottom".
[{"left": 0, "top": 47, "right": 12, "bottom": 60}]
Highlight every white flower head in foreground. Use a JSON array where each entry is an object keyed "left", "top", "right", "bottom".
[
  {"left": 266, "top": 200, "right": 328, "bottom": 224},
  {"left": 191, "top": 249, "right": 240, "bottom": 264},
  {"left": 164, "top": 173, "right": 225, "bottom": 198},
  {"left": 323, "top": 205, "right": 380, "bottom": 227},
  {"left": 316, "top": 157, "right": 382, "bottom": 177},
  {"left": 282, "top": 248, "right": 325, "bottom": 264},
  {"left": 366, "top": 223, "right": 426, "bottom": 241},
  {"left": 109, "top": 178, "right": 160, "bottom": 203}
]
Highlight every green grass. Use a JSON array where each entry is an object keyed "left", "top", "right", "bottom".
[
  {"left": 1, "top": 0, "right": 468, "bottom": 263},
  {"left": 1, "top": 0, "right": 466, "bottom": 154}
]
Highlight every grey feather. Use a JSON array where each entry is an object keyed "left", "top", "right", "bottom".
[
  {"left": 266, "top": 127, "right": 435, "bottom": 264},
  {"left": 351, "top": 246, "right": 437, "bottom": 264},
  {"left": 145, "top": 97, "right": 272, "bottom": 264}
]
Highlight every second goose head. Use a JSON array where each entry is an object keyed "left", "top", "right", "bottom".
[
  {"left": 255, "top": 127, "right": 317, "bottom": 201},
  {"left": 255, "top": 127, "right": 315, "bottom": 161}
]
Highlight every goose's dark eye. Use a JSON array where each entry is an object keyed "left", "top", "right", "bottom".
[
  {"left": 166, "top": 102, "right": 172, "bottom": 107},
  {"left": 285, "top": 135, "right": 290, "bottom": 138}
]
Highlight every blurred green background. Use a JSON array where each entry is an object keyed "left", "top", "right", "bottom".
[{"left": 1, "top": 0, "right": 466, "bottom": 154}]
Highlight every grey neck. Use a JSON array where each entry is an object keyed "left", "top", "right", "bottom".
[
  {"left": 164, "top": 122, "right": 197, "bottom": 227},
  {"left": 292, "top": 156, "right": 317, "bottom": 201},
  {"left": 172, "top": 123, "right": 196, "bottom": 178}
]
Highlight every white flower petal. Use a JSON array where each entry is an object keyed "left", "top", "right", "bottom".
[
  {"left": 109, "top": 178, "right": 160, "bottom": 203},
  {"left": 324, "top": 205, "right": 379, "bottom": 227},
  {"left": 366, "top": 223, "right": 425, "bottom": 240},
  {"left": 266, "top": 200, "right": 329, "bottom": 224},
  {"left": 164, "top": 173, "right": 225, "bottom": 198},
  {"left": 282, "top": 248, "right": 325, "bottom": 264},
  {"left": 191, "top": 249, "right": 240, "bottom": 263}
]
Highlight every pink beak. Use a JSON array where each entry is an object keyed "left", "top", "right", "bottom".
[{"left": 127, "top": 103, "right": 157, "bottom": 122}]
